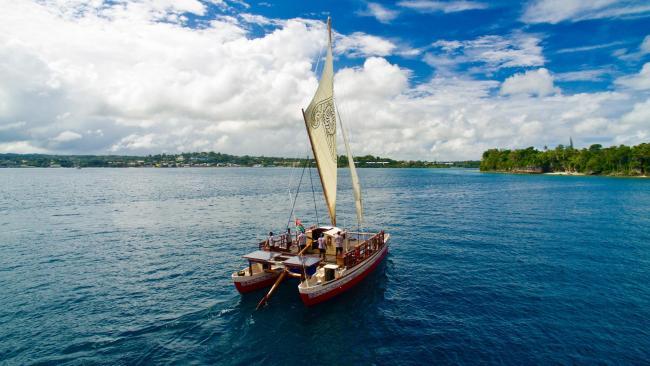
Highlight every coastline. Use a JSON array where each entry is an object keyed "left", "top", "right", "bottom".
[
  {"left": 544, "top": 171, "right": 648, "bottom": 178},
  {"left": 0, "top": 166, "right": 481, "bottom": 170},
  {"left": 543, "top": 171, "right": 585, "bottom": 176},
  {"left": 483, "top": 170, "right": 648, "bottom": 178}
]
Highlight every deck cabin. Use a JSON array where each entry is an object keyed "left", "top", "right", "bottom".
[{"left": 239, "top": 226, "right": 385, "bottom": 280}]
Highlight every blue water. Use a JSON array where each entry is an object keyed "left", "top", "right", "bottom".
[{"left": 1, "top": 168, "right": 649, "bottom": 365}]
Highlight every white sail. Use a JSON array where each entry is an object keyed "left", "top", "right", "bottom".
[
  {"left": 339, "top": 108, "right": 363, "bottom": 226},
  {"left": 303, "top": 17, "right": 337, "bottom": 226}
]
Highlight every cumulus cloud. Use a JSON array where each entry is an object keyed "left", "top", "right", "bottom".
[
  {"left": 615, "top": 98, "right": 650, "bottom": 143},
  {"left": 621, "top": 98, "right": 650, "bottom": 124},
  {"left": 500, "top": 68, "right": 559, "bottom": 96},
  {"left": 335, "top": 61, "right": 634, "bottom": 159},
  {"left": 522, "top": 0, "right": 650, "bottom": 24},
  {"left": 1, "top": 0, "right": 649, "bottom": 161},
  {"left": 357, "top": 2, "right": 399, "bottom": 24},
  {"left": 398, "top": 0, "right": 487, "bottom": 13},
  {"left": 0, "top": 0, "right": 328, "bottom": 156},
  {"left": 335, "top": 32, "right": 398, "bottom": 58},
  {"left": 336, "top": 57, "right": 410, "bottom": 100}
]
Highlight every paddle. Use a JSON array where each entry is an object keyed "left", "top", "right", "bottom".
[{"left": 256, "top": 270, "right": 288, "bottom": 310}]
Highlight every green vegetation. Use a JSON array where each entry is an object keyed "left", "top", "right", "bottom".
[
  {"left": 480, "top": 143, "right": 650, "bottom": 176},
  {"left": 0, "top": 152, "right": 480, "bottom": 169}
]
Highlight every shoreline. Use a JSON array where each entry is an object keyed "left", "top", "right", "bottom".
[
  {"left": 543, "top": 171, "right": 585, "bottom": 176},
  {"left": 484, "top": 170, "right": 648, "bottom": 178},
  {"left": 0, "top": 166, "right": 480, "bottom": 170}
]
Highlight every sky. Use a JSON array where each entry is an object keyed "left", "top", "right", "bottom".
[{"left": 0, "top": 0, "right": 649, "bottom": 160}]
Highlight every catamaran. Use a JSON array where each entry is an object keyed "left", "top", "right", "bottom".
[{"left": 231, "top": 17, "right": 390, "bottom": 308}]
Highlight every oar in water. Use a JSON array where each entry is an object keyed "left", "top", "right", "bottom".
[
  {"left": 256, "top": 270, "right": 288, "bottom": 310},
  {"left": 256, "top": 236, "right": 315, "bottom": 310}
]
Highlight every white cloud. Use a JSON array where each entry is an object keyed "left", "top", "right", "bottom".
[
  {"left": 0, "top": 0, "right": 649, "bottom": 161},
  {"left": 522, "top": 0, "right": 650, "bottom": 24},
  {"left": 426, "top": 33, "right": 544, "bottom": 74},
  {"left": 0, "top": 121, "right": 27, "bottom": 131},
  {"left": 336, "top": 57, "right": 410, "bottom": 100},
  {"left": 555, "top": 69, "right": 610, "bottom": 82},
  {"left": 110, "top": 133, "right": 156, "bottom": 151},
  {"left": 52, "top": 130, "right": 82, "bottom": 142},
  {"left": 335, "top": 32, "right": 398, "bottom": 58},
  {"left": 398, "top": 0, "right": 487, "bottom": 13},
  {"left": 334, "top": 60, "right": 638, "bottom": 159},
  {"left": 616, "top": 35, "right": 650, "bottom": 60},
  {"left": 555, "top": 41, "right": 626, "bottom": 54},
  {"left": 500, "top": 68, "right": 559, "bottom": 96},
  {"left": 225, "top": 0, "right": 249, "bottom": 9},
  {"left": 615, "top": 63, "right": 650, "bottom": 90},
  {"left": 0, "top": 141, "right": 50, "bottom": 154},
  {"left": 615, "top": 98, "right": 650, "bottom": 144},
  {"left": 621, "top": 98, "right": 650, "bottom": 125},
  {"left": 238, "top": 12, "right": 284, "bottom": 26},
  {"left": 358, "top": 2, "right": 399, "bottom": 24},
  {"left": 641, "top": 35, "right": 650, "bottom": 54},
  {"left": 574, "top": 117, "right": 609, "bottom": 134},
  {"left": 0, "top": 0, "right": 329, "bottom": 156}
]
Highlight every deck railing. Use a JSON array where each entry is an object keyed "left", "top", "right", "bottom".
[
  {"left": 258, "top": 225, "right": 316, "bottom": 251},
  {"left": 258, "top": 233, "right": 293, "bottom": 251},
  {"left": 343, "top": 230, "right": 385, "bottom": 269}
]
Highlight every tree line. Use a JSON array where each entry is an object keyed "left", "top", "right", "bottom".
[
  {"left": 0, "top": 152, "right": 480, "bottom": 169},
  {"left": 480, "top": 143, "right": 650, "bottom": 176}
]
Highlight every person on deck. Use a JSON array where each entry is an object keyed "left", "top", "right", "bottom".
[
  {"left": 297, "top": 231, "right": 306, "bottom": 252},
  {"left": 317, "top": 233, "right": 326, "bottom": 260},
  {"left": 295, "top": 219, "right": 305, "bottom": 234},
  {"left": 267, "top": 231, "right": 275, "bottom": 250},
  {"left": 285, "top": 228, "right": 292, "bottom": 250},
  {"left": 335, "top": 231, "right": 343, "bottom": 256}
]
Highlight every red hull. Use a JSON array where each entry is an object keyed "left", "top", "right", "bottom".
[
  {"left": 234, "top": 275, "right": 279, "bottom": 293},
  {"left": 300, "top": 246, "right": 388, "bottom": 306}
]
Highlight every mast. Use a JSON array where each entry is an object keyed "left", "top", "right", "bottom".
[{"left": 303, "top": 17, "right": 337, "bottom": 226}]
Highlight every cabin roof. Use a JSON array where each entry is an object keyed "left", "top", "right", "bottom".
[
  {"left": 324, "top": 227, "right": 343, "bottom": 236},
  {"left": 243, "top": 250, "right": 280, "bottom": 262},
  {"left": 283, "top": 255, "right": 321, "bottom": 267}
]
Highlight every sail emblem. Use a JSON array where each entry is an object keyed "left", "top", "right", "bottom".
[{"left": 309, "top": 97, "right": 337, "bottom": 161}]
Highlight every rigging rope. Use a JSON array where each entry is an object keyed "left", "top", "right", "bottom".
[
  {"left": 308, "top": 156, "right": 320, "bottom": 227},
  {"left": 285, "top": 154, "right": 301, "bottom": 226},
  {"left": 286, "top": 157, "right": 308, "bottom": 230},
  {"left": 313, "top": 38, "right": 325, "bottom": 77}
]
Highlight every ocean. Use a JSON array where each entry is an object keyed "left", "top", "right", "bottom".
[{"left": 1, "top": 168, "right": 649, "bottom": 365}]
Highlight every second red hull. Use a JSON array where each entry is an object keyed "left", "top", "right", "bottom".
[
  {"left": 234, "top": 274, "right": 279, "bottom": 293},
  {"left": 299, "top": 245, "right": 388, "bottom": 306}
]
